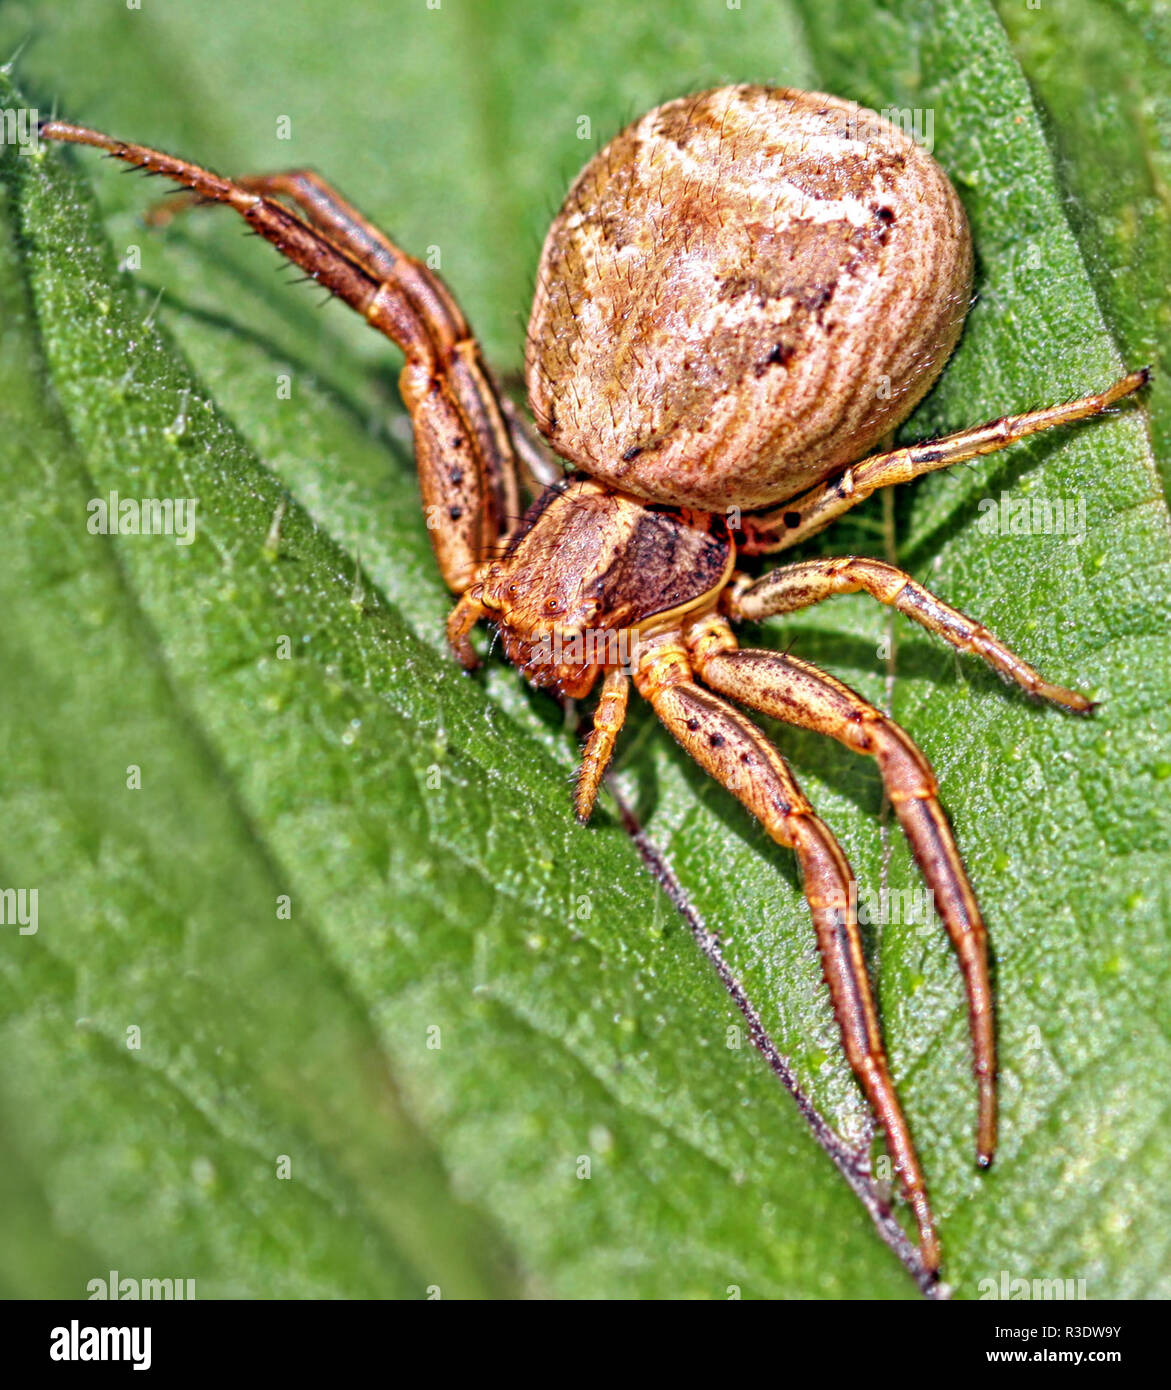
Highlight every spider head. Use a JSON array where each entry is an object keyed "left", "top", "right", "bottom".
[
  {"left": 478, "top": 561, "right": 609, "bottom": 700},
  {"left": 473, "top": 477, "right": 630, "bottom": 697},
  {"left": 494, "top": 624, "right": 602, "bottom": 699}
]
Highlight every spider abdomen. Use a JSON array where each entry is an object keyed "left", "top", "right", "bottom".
[{"left": 526, "top": 84, "right": 973, "bottom": 511}]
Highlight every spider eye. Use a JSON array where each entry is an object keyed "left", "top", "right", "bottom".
[
  {"left": 546, "top": 598, "right": 560, "bottom": 612},
  {"left": 507, "top": 582, "right": 519, "bottom": 595}
]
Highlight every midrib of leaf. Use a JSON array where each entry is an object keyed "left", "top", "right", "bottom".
[{"left": 0, "top": 46, "right": 913, "bottom": 1298}]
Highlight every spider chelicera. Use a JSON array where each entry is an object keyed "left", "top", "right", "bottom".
[{"left": 41, "top": 84, "right": 1147, "bottom": 1275}]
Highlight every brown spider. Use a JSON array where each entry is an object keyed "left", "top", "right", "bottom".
[{"left": 41, "top": 85, "right": 1146, "bottom": 1276}]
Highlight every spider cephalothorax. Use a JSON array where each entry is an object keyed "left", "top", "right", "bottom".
[
  {"left": 472, "top": 475, "right": 732, "bottom": 698},
  {"left": 42, "top": 82, "right": 1147, "bottom": 1279}
]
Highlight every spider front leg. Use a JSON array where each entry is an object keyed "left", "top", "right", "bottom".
[
  {"left": 739, "top": 369, "right": 1149, "bottom": 553},
  {"left": 687, "top": 615, "right": 996, "bottom": 1167},
  {"left": 634, "top": 633, "right": 941, "bottom": 1272},
  {"left": 38, "top": 122, "right": 520, "bottom": 594},
  {"left": 726, "top": 556, "right": 1092, "bottom": 711},
  {"left": 574, "top": 669, "right": 630, "bottom": 822}
]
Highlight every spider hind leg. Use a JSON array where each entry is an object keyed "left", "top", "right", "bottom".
[
  {"left": 726, "top": 556, "right": 1093, "bottom": 712},
  {"left": 38, "top": 121, "right": 522, "bottom": 592},
  {"left": 738, "top": 369, "right": 1148, "bottom": 554}
]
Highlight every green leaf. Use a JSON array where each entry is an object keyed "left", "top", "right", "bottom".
[{"left": 1, "top": 0, "right": 1168, "bottom": 1299}]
